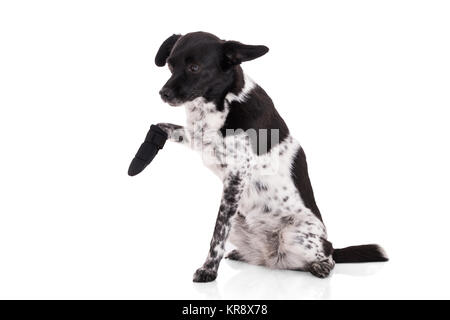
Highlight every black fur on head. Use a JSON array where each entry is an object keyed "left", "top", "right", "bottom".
[{"left": 155, "top": 31, "right": 269, "bottom": 107}]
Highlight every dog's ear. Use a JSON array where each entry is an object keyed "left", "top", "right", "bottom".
[
  {"left": 222, "top": 41, "right": 269, "bottom": 66},
  {"left": 155, "top": 34, "right": 182, "bottom": 67}
]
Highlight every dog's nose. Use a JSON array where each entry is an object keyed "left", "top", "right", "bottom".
[{"left": 159, "top": 87, "right": 174, "bottom": 101}]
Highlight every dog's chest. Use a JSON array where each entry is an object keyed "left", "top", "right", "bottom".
[{"left": 184, "top": 98, "right": 252, "bottom": 177}]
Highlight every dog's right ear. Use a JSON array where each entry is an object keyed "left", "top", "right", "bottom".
[{"left": 155, "top": 34, "right": 182, "bottom": 67}]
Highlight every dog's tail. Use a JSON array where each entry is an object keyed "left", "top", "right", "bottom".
[{"left": 332, "top": 244, "right": 388, "bottom": 263}]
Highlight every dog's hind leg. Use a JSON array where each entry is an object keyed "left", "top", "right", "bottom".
[{"left": 266, "top": 215, "right": 335, "bottom": 278}]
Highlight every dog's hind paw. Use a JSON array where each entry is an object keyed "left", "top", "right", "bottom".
[
  {"left": 193, "top": 267, "right": 217, "bottom": 282},
  {"left": 309, "top": 260, "right": 335, "bottom": 278},
  {"left": 225, "top": 250, "right": 244, "bottom": 261}
]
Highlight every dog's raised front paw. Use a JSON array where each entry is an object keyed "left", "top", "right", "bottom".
[{"left": 193, "top": 267, "right": 217, "bottom": 282}]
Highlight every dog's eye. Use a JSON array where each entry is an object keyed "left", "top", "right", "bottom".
[{"left": 188, "top": 64, "right": 200, "bottom": 73}]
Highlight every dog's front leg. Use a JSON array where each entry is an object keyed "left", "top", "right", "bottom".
[
  {"left": 193, "top": 171, "right": 246, "bottom": 282},
  {"left": 156, "top": 123, "right": 191, "bottom": 146}
]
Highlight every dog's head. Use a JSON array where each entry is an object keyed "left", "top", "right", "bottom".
[{"left": 155, "top": 32, "right": 268, "bottom": 106}]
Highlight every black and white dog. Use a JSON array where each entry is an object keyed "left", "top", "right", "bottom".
[{"left": 154, "top": 32, "right": 388, "bottom": 282}]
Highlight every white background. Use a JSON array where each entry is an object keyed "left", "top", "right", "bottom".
[{"left": 1, "top": 0, "right": 449, "bottom": 299}]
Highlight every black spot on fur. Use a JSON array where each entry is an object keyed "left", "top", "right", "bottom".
[
  {"left": 223, "top": 173, "right": 242, "bottom": 203},
  {"left": 281, "top": 215, "right": 294, "bottom": 224},
  {"left": 220, "top": 83, "right": 289, "bottom": 154},
  {"left": 255, "top": 181, "right": 268, "bottom": 192},
  {"left": 321, "top": 238, "right": 334, "bottom": 257},
  {"left": 291, "top": 146, "right": 323, "bottom": 221},
  {"left": 209, "top": 250, "right": 217, "bottom": 259},
  {"left": 296, "top": 236, "right": 305, "bottom": 245}
]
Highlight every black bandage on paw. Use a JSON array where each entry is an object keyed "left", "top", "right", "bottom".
[{"left": 128, "top": 125, "right": 168, "bottom": 176}]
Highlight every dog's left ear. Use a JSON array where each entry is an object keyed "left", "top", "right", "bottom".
[
  {"left": 155, "top": 34, "right": 182, "bottom": 67},
  {"left": 222, "top": 41, "right": 269, "bottom": 66}
]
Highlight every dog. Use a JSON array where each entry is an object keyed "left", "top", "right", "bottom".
[{"left": 153, "top": 31, "right": 388, "bottom": 282}]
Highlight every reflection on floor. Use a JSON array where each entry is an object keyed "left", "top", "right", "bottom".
[{"left": 193, "top": 259, "right": 385, "bottom": 300}]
